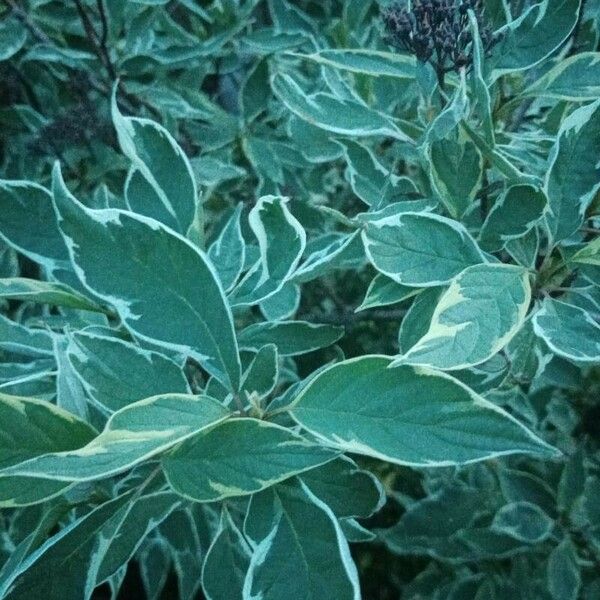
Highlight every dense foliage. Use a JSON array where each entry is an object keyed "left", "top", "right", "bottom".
[{"left": 0, "top": 0, "right": 599, "bottom": 598}]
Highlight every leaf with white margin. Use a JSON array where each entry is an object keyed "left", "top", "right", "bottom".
[
  {"left": 533, "top": 298, "right": 600, "bottom": 363},
  {"left": 242, "top": 479, "right": 361, "bottom": 600},
  {"left": 67, "top": 330, "right": 190, "bottom": 412},
  {"left": 2, "top": 491, "right": 134, "bottom": 600},
  {"left": 356, "top": 273, "right": 421, "bottom": 312},
  {"left": 0, "top": 314, "right": 55, "bottom": 357},
  {"left": 0, "top": 392, "right": 95, "bottom": 508},
  {"left": 0, "top": 394, "right": 229, "bottom": 482},
  {"left": 0, "top": 277, "right": 105, "bottom": 312},
  {"left": 294, "top": 48, "right": 416, "bottom": 79},
  {"left": 52, "top": 163, "right": 241, "bottom": 392},
  {"left": 112, "top": 91, "right": 197, "bottom": 235},
  {"left": 300, "top": 456, "right": 384, "bottom": 519},
  {"left": 491, "top": 501, "right": 554, "bottom": 544},
  {"left": 0, "top": 180, "right": 69, "bottom": 271},
  {"left": 202, "top": 509, "right": 251, "bottom": 600},
  {"left": 428, "top": 137, "right": 483, "bottom": 219},
  {"left": 570, "top": 237, "right": 600, "bottom": 266},
  {"left": 208, "top": 203, "right": 246, "bottom": 292},
  {"left": 394, "top": 264, "right": 531, "bottom": 370},
  {"left": 520, "top": 52, "right": 600, "bottom": 101},
  {"left": 290, "top": 355, "right": 556, "bottom": 466},
  {"left": 292, "top": 230, "right": 362, "bottom": 284},
  {"left": 272, "top": 72, "right": 412, "bottom": 142},
  {"left": 238, "top": 321, "right": 344, "bottom": 356},
  {"left": 479, "top": 184, "right": 547, "bottom": 252},
  {"left": 259, "top": 283, "right": 300, "bottom": 321},
  {"left": 0, "top": 392, "right": 96, "bottom": 469},
  {"left": 163, "top": 418, "right": 336, "bottom": 502},
  {"left": 0, "top": 18, "right": 26, "bottom": 61},
  {"left": 96, "top": 491, "right": 182, "bottom": 584},
  {"left": 490, "top": 0, "right": 581, "bottom": 80},
  {"left": 337, "top": 140, "right": 412, "bottom": 208},
  {"left": 241, "top": 344, "right": 278, "bottom": 398},
  {"left": 544, "top": 98, "right": 600, "bottom": 243},
  {"left": 362, "top": 211, "right": 486, "bottom": 286},
  {"left": 229, "top": 196, "right": 306, "bottom": 306}
]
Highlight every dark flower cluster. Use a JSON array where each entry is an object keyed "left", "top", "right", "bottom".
[{"left": 382, "top": 0, "right": 500, "bottom": 77}]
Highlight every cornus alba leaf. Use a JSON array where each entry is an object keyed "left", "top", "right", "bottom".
[{"left": 0, "top": 2, "right": 597, "bottom": 598}]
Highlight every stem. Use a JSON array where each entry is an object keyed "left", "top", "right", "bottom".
[
  {"left": 73, "top": 0, "right": 117, "bottom": 81},
  {"left": 232, "top": 393, "right": 248, "bottom": 417}
]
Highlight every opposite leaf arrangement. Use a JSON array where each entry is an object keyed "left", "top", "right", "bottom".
[{"left": 0, "top": 1, "right": 599, "bottom": 599}]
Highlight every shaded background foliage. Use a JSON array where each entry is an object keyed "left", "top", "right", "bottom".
[{"left": 1, "top": 0, "right": 600, "bottom": 599}]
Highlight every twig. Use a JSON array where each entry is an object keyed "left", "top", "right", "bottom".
[
  {"left": 73, "top": 0, "right": 117, "bottom": 81},
  {"left": 506, "top": 98, "right": 535, "bottom": 132},
  {"left": 301, "top": 307, "right": 407, "bottom": 326},
  {"left": 96, "top": 0, "right": 109, "bottom": 47}
]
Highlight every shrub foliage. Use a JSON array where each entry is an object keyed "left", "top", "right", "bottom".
[{"left": 0, "top": 1, "right": 599, "bottom": 599}]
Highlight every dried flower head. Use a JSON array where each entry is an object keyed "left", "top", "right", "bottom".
[{"left": 382, "top": 0, "right": 501, "bottom": 79}]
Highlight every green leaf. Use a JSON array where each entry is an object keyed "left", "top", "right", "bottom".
[
  {"left": 241, "top": 344, "right": 278, "bottom": 398},
  {"left": 0, "top": 394, "right": 229, "bottom": 482},
  {"left": 243, "top": 480, "right": 360, "bottom": 600},
  {"left": 259, "top": 282, "right": 300, "bottom": 320},
  {"left": 0, "top": 180, "right": 69, "bottom": 270},
  {"left": 52, "top": 164, "right": 241, "bottom": 392},
  {"left": 295, "top": 48, "right": 416, "bottom": 79},
  {"left": 521, "top": 52, "right": 600, "bottom": 101},
  {"left": 238, "top": 321, "right": 344, "bottom": 356},
  {"left": 362, "top": 211, "right": 485, "bottom": 286},
  {"left": 356, "top": 273, "right": 421, "bottom": 312},
  {"left": 428, "top": 137, "right": 483, "bottom": 219},
  {"left": 0, "top": 18, "right": 26, "bottom": 61},
  {"left": 570, "top": 236, "right": 600, "bottom": 266},
  {"left": 300, "top": 456, "right": 384, "bottom": 519},
  {"left": 229, "top": 196, "right": 306, "bottom": 306},
  {"left": 490, "top": 0, "right": 581, "bottom": 79},
  {"left": 533, "top": 298, "right": 600, "bottom": 363},
  {"left": 547, "top": 538, "right": 581, "bottom": 600},
  {"left": 272, "top": 72, "right": 412, "bottom": 142},
  {"left": 545, "top": 99, "right": 600, "bottom": 243},
  {"left": 0, "top": 475, "right": 71, "bottom": 508},
  {"left": 201, "top": 510, "right": 251, "bottom": 600},
  {"left": 287, "top": 115, "right": 343, "bottom": 163},
  {"left": 290, "top": 356, "right": 556, "bottom": 466},
  {"left": 422, "top": 75, "right": 468, "bottom": 145},
  {"left": 468, "top": 11, "right": 494, "bottom": 145},
  {"left": 381, "top": 485, "right": 483, "bottom": 560},
  {"left": 0, "top": 392, "right": 96, "bottom": 469},
  {"left": 67, "top": 330, "right": 190, "bottom": 412},
  {"left": 0, "top": 278, "right": 105, "bottom": 312},
  {"left": 0, "top": 393, "right": 95, "bottom": 507},
  {"left": 337, "top": 140, "right": 408, "bottom": 208},
  {"left": 2, "top": 492, "right": 133, "bottom": 600},
  {"left": 399, "top": 287, "right": 444, "bottom": 353},
  {"left": 97, "top": 491, "right": 181, "bottom": 584},
  {"left": 491, "top": 501, "right": 554, "bottom": 543},
  {"left": 292, "top": 230, "right": 363, "bottom": 284},
  {"left": 208, "top": 204, "right": 245, "bottom": 291},
  {"left": 479, "top": 184, "right": 547, "bottom": 251},
  {"left": 162, "top": 418, "right": 336, "bottom": 502},
  {"left": 394, "top": 264, "right": 531, "bottom": 370},
  {"left": 0, "top": 314, "right": 55, "bottom": 357},
  {"left": 112, "top": 91, "right": 197, "bottom": 235},
  {"left": 54, "top": 336, "right": 89, "bottom": 420}
]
